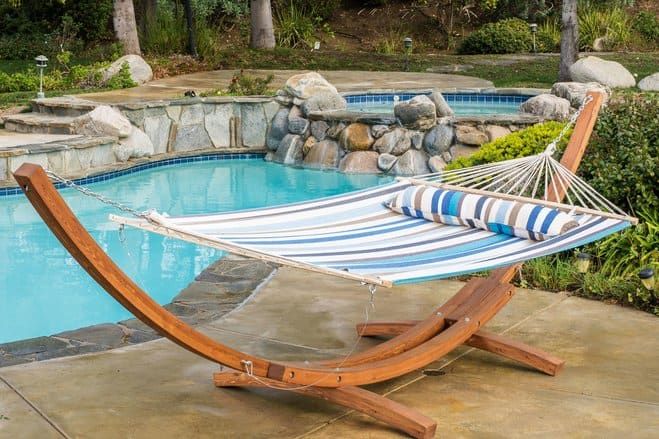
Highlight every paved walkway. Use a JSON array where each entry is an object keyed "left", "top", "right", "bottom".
[
  {"left": 1, "top": 267, "right": 657, "bottom": 438},
  {"left": 80, "top": 69, "right": 494, "bottom": 103}
]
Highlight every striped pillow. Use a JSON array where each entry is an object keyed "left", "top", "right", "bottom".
[{"left": 387, "top": 185, "right": 579, "bottom": 241}]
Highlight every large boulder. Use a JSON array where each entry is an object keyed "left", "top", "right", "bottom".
[
  {"left": 310, "top": 120, "right": 329, "bottom": 141},
  {"left": 569, "top": 56, "right": 635, "bottom": 88},
  {"left": 114, "top": 126, "right": 154, "bottom": 162},
  {"left": 391, "top": 150, "right": 430, "bottom": 176},
  {"left": 373, "top": 128, "right": 411, "bottom": 156},
  {"left": 287, "top": 106, "right": 310, "bottom": 135},
  {"left": 455, "top": 125, "right": 488, "bottom": 146},
  {"left": 300, "top": 92, "right": 347, "bottom": 116},
  {"left": 266, "top": 107, "right": 290, "bottom": 150},
  {"left": 423, "top": 123, "right": 454, "bottom": 156},
  {"left": 484, "top": 125, "right": 511, "bottom": 142},
  {"left": 273, "top": 134, "right": 304, "bottom": 165},
  {"left": 339, "top": 151, "right": 380, "bottom": 174},
  {"left": 370, "top": 125, "right": 390, "bottom": 138},
  {"left": 550, "top": 82, "right": 610, "bottom": 107},
  {"left": 377, "top": 153, "right": 398, "bottom": 172},
  {"left": 394, "top": 95, "right": 436, "bottom": 130},
  {"left": 339, "top": 123, "right": 374, "bottom": 151},
  {"left": 303, "top": 140, "right": 341, "bottom": 169},
  {"left": 302, "top": 136, "right": 317, "bottom": 156},
  {"left": 520, "top": 94, "right": 571, "bottom": 120},
  {"left": 428, "top": 155, "right": 448, "bottom": 173},
  {"left": 73, "top": 105, "right": 132, "bottom": 138},
  {"left": 429, "top": 91, "right": 454, "bottom": 117},
  {"left": 283, "top": 72, "right": 338, "bottom": 99},
  {"left": 102, "top": 54, "right": 153, "bottom": 85},
  {"left": 638, "top": 73, "right": 659, "bottom": 91},
  {"left": 326, "top": 122, "right": 346, "bottom": 139}
]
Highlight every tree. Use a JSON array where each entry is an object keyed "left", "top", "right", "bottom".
[
  {"left": 182, "top": 0, "right": 198, "bottom": 57},
  {"left": 559, "top": 0, "right": 578, "bottom": 81},
  {"left": 113, "top": 0, "right": 141, "bottom": 55},
  {"left": 250, "top": 0, "right": 275, "bottom": 49}
]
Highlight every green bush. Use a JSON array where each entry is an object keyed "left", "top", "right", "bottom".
[
  {"left": 458, "top": 18, "right": 533, "bottom": 54},
  {"left": 275, "top": 1, "right": 316, "bottom": 48},
  {"left": 578, "top": 7, "right": 632, "bottom": 51},
  {"left": 633, "top": 11, "right": 659, "bottom": 45},
  {"left": 447, "top": 121, "right": 570, "bottom": 169},
  {"left": 227, "top": 70, "right": 274, "bottom": 95},
  {"left": 578, "top": 93, "right": 659, "bottom": 214}
]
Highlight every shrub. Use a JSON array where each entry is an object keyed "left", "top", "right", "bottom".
[
  {"left": 578, "top": 93, "right": 659, "bottom": 214},
  {"left": 633, "top": 11, "right": 659, "bottom": 45},
  {"left": 227, "top": 70, "right": 274, "bottom": 95},
  {"left": 275, "top": 1, "right": 316, "bottom": 48},
  {"left": 447, "top": 121, "right": 570, "bottom": 169},
  {"left": 578, "top": 7, "right": 632, "bottom": 51},
  {"left": 536, "top": 18, "right": 560, "bottom": 52},
  {"left": 458, "top": 18, "right": 533, "bottom": 54}
]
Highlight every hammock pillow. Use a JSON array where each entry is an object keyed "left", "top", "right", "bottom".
[{"left": 387, "top": 185, "right": 579, "bottom": 241}]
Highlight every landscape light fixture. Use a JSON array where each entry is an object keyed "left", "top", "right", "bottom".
[
  {"left": 638, "top": 268, "right": 655, "bottom": 291},
  {"left": 575, "top": 252, "right": 592, "bottom": 274},
  {"left": 403, "top": 37, "right": 413, "bottom": 71},
  {"left": 35, "top": 55, "right": 48, "bottom": 99},
  {"left": 529, "top": 23, "right": 538, "bottom": 53}
]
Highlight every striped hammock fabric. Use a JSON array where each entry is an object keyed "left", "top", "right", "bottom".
[
  {"left": 113, "top": 180, "right": 631, "bottom": 287},
  {"left": 387, "top": 185, "right": 579, "bottom": 241}
]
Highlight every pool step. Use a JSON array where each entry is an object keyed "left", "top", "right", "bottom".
[
  {"left": 2, "top": 113, "right": 76, "bottom": 134},
  {"left": 31, "top": 97, "right": 98, "bottom": 117}
]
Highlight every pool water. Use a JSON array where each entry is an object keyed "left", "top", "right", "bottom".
[
  {"left": 345, "top": 93, "right": 531, "bottom": 115},
  {"left": 0, "top": 159, "right": 391, "bottom": 343}
]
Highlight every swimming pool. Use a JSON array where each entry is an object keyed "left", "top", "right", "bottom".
[
  {"left": 345, "top": 93, "right": 532, "bottom": 115},
  {"left": 0, "top": 157, "right": 392, "bottom": 343}
]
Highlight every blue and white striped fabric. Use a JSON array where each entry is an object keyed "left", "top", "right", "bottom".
[
  {"left": 387, "top": 185, "right": 579, "bottom": 241},
  {"left": 117, "top": 181, "right": 630, "bottom": 286}
]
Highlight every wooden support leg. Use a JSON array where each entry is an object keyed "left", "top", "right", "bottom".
[
  {"left": 213, "top": 371, "right": 437, "bottom": 439},
  {"left": 357, "top": 322, "right": 565, "bottom": 376}
]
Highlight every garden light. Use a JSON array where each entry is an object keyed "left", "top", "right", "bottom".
[
  {"left": 529, "top": 23, "right": 538, "bottom": 53},
  {"left": 638, "top": 268, "right": 655, "bottom": 291},
  {"left": 35, "top": 55, "right": 48, "bottom": 99},
  {"left": 575, "top": 252, "right": 591, "bottom": 274},
  {"left": 403, "top": 37, "right": 412, "bottom": 71}
]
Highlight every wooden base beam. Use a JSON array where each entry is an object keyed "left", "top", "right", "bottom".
[
  {"left": 357, "top": 322, "right": 564, "bottom": 376},
  {"left": 213, "top": 371, "right": 437, "bottom": 439}
]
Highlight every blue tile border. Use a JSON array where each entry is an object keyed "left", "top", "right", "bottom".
[
  {"left": 0, "top": 152, "right": 266, "bottom": 197},
  {"left": 345, "top": 92, "right": 532, "bottom": 108}
]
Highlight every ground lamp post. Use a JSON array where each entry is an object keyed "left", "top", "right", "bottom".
[
  {"left": 575, "top": 252, "right": 592, "bottom": 274},
  {"left": 35, "top": 55, "right": 48, "bottom": 99},
  {"left": 529, "top": 23, "right": 538, "bottom": 53},
  {"left": 639, "top": 268, "right": 655, "bottom": 291},
  {"left": 403, "top": 37, "right": 413, "bottom": 71}
]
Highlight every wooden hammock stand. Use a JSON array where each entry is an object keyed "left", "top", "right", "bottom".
[{"left": 13, "top": 92, "right": 603, "bottom": 439}]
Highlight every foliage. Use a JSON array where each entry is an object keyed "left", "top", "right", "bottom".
[
  {"left": 578, "top": 93, "right": 659, "bottom": 214},
  {"left": 275, "top": 0, "right": 340, "bottom": 21},
  {"left": 447, "top": 121, "right": 570, "bottom": 169},
  {"left": 632, "top": 11, "right": 659, "bottom": 45},
  {"left": 458, "top": 18, "right": 533, "bottom": 54},
  {"left": 536, "top": 17, "right": 560, "bottom": 52},
  {"left": 274, "top": 1, "right": 317, "bottom": 48},
  {"left": 105, "top": 62, "right": 138, "bottom": 89},
  {"left": 227, "top": 70, "right": 274, "bottom": 95},
  {"left": 578, "top": 7, "right": 632, "bottom": 51}
]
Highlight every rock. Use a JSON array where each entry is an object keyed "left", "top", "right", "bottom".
[
  {"left": 302, "top": 136, "right": 317, "bottom": 156},
  {"left": 303, "top": 140, "right": 341, "bottom": 169},
  {"left": 339, "top": 151, "right": 380, "bottom": 174},
  {"left": 441, "top": 149, "right": 453, "bottom": 163},
  {"left": 391, "top": 150, "right": 431, "bottom": 176},
  {"left": 327, "top": 122, "right": 346, "bottom": 139},
  {"left": 310, "top": 120, "right": 329, "bottom": 140},
  {"left": 569, "top": 56, "right": 635, "bottom": 88},
  {"left": 283, "top": 72, "right": 338, "bottom": 99},
  {"left": 550, "top": 82, "right": 611, "bottom": 108},
  {"left": 429, "top": 91, "right": 454, "bottom": 117},
  {"left": 340, "top": 123, "right": 374, "bottom": 151},
  {"left": 520, "top": 94, "right": 571, "bottom": 120},
  {"left": 204, "top": 104, "right": 232, "bottom": 148},
  {"left": 423, "top": 123, "right": 454, "bottom": 155},
  {"left": 72, "top": 105, "right": 132, "bottom": 138},
  {"left": 373, "top": 128, "right": 411, "bottom": 156},
  {"left": 592, "top": 37, "right": 607, "bottom": 52},
  {"left": 273, "top": 134, "right": 303, "bottom": 165},
  {"left": 143, "top": 114, "right": 172, "bottom": 154},
  {"left": 377, "top": 153, "right": 398, "bottom": 172},
  {"left": 114, "top": 126, "right": 154, "bottom": 161},
  {"left": 638, "top": 73, "right": 659, "bottom": 91},
  {"left": 300, "top": 92, "right": 347, "bottom": 116},
  {"left": 455, "top": 125, "right": 488, "bottom": 146},
  {"left": 371, "top": 125, "right": 390, "bottom": 138},
  {"left": 484, "top": 125, "right": 511, "bottom": 142},
  {"left": 409, "top": 131, "right": 424, "bottom": 150},
  {"left": 428, "top": 155, "right": 448, "bottom": 173},
  {"left": 287, "top": 106, "right": 309, "bottom": 135},
  {"left": 266, "top": 107, "right": 290, "bottom": 150},
  {"left": 241, "top": 104, "right": 267, "bottom": 147},
  {"left": 102, "top": 54, "right": 153, "bottom": 85},
  {"left": 264, "top": 151, "right": 275, "bottom": 162},
  {"left": 275, "top": 89, "right": 294, "bottom": 105},
  {"left": 394, "top": 95, "right": 437, "bottom": 130}
]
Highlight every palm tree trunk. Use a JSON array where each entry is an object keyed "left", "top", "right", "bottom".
[
  {"left": 113, "top": 0, "right": 141, "bottom": 55},
  {"left": 250, "top": 0, "right": 275, "bottom": 49},
  {"left": 559, "top": 0, "right": 578, "bottom": 81},
  {"left": 182, "top": 0, "right": 198, "bottom": 57}
]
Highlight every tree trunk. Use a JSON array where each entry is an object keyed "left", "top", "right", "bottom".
[
  {"left": 250, "top": 0, "right": 275, "bottom": 49},
  {"left": 182, "top": 0, "right": 198, "bottom": 57},
  {"left": 113, "top": 0, "right": 141, "bottom": 55},
  {"left": 559, "top": 0, "right": 578, "bottom": 81}
]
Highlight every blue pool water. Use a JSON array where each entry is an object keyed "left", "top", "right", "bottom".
[
  {"left": 0, "top": 158, "right": 391, "bottom": 343},
  {"left": 345, "top": 93, "right": 532, "bottom": 115}
]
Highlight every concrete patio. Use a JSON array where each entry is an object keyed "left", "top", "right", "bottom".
[{"left": 0, "top": 266, "right": 657, "bottom": 438}]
